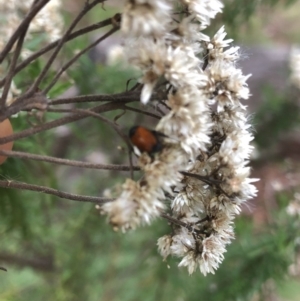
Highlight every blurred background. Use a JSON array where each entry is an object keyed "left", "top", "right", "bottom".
[{"left": 1, "top": 0, "right": 300, "bottom": 300}]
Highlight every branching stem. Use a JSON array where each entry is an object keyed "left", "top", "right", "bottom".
[
  {"left": 0, "top": 150, "right": 140, "bottom": 171},
  {"left": 0, "top": 179, "right": 114, "bottom": 204}
]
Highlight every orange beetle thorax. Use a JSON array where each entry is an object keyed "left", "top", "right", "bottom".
[{"left": 129, "top": 126, "right": 162, "bottom": 154}]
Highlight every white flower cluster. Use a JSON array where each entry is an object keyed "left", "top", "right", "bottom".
[
  {"left": 0, "top": 0, "right": 63, "bottom": 105},
  {"left": 289, "top": 47, "right": 300, "bottom": 90},
  {"left": 103, "top": 147, "right": 187, "bottom": 231},
  {"left": 102, "top": 0, "right": 257, "bottom": 275},
  {"left": 182, "top": 0, "right": 223, "bottom": 29},
  {"left": 0, "top": 0, "right": 63, "bottom": 51}
]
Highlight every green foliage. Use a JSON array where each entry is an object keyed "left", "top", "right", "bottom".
[
  {"left": 24, "top": 34, "right": 49, "bottom": 51},
  {"left": 0, "top": 159, "right": 31, "bottom": 237},
  {"left": 221, "top": 0, "right": 298, "bottom": 37},
  {"left": 69, "top": 55, "right": 139, "bottom": 95},
  {"left": 217, "top": 0, "right": 296, "bottom": 39},
  {"left": 2, "top": 195, "right": 298, "bottom": 301},
  {"left": 254, "top": 85, "right": 300, "bottom": 149}
]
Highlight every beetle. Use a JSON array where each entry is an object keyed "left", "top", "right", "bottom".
[{"left": 129, "top": 125, "right": 165, "bottom": 155}]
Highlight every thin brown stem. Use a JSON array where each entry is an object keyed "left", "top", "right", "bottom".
[
  {"left": 124, "top": 105, "right": 161, "bottom": 119},
  {"left": 0, "top": 180, "right": 114, "bottom": 204},
  {"left": 42, "top": 108, "right": 79, "bottom": 113},
  {"left": 161, "top": 213, "right": 206, "bottom": 235},
  {"left": 69, "top": 108, "right": 130, "bottom": 144},
  {"left": 0, "top": 253, "right": 53, "bottom": 272},
  {"left": 0, "top": 92, "right": 48, "bottom": 121},
  {"left": 0, "top": 150, "right": 140, "bottom": 171},
  {"left": 129, "top": 83, "right": 142, "bottom": 92},
  {"left": 180, "top": 171, "right": 222, "bottom": 186},
  {"left": 49, "top": 91, "right": 141, "bottom": 106},
  {"left": 161, "top": 213, "right": 190, "bottom": 228},
  {"left": 180, "top": 171, "right": 233, "bottom": 199},
  {"left": 25, "top": 0, "right": 105, "bottom": 97},
  {"left": 0, "top": 92, "right": 140, "bottom": 121},
  {"left": 196, "top": 216, "right": 210, "bottom": 224},
  {"left": 0, "top": 24, "right": 29, "bottom": 108},
  {"left": 70, "top": 108, "right": 134, "bottom": 178},
  {"left": 202, "top": 50, "right": 209, "bottom": 71},
  {"left": 158, "top": 99, "right": 171, "bottom": 111},
  {"left": 0, "top": 0, "right": 50, "bottom": 64},
  {"left": 43, "top": 27, "right": 118, "bottom": 94},
  {"left": 161, "top": 213, "right": 202, "bottom": 235},
  {"left": 0, "top": 17, "right": 114, "bottom": 89},
  {"left": 0, "top": 101, "right": 134, "bottom": 144},
  {"left": 148, "top": 103, "right": 165, "bottom": 117}
]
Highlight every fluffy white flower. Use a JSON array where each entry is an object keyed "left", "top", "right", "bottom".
[
  {"left": 0, "top": 1, "right": 63, "bottom": 105},
  {"left": 103, "top": 0, "right": 258, "bottom": 277},
  {"left": 208, "top": 25, "right": 233, "bottom": 50},
  {"left": 122, "top": 0, "right": 172, "bottom": 36},
  {"left": 156, "top": 87, "right": 212, "bottom": 157},
  {"left": 181, "top": 0, "right": 224, "bottom": 28},
  {"left": 157, "top": 235, "right": 173, "bottom": 260},
  {"left": 0, "top": 0, "right": 63, "bottom": 50},
  {"left": 102, "top": 147, "right": 187, "bottom": 231},
  {"left": 170, "top": 225, "right": 233, "bottom": 275},
  {"left": 205, "top": 59, "right": 251, "bottom": 104},
  {"left": 102, "top": 178, "right": 165, "bottom": 231},
  {"left": 126, "top": 39, "right": 207, "bottom": 104},
  {"left": 205, "top": 26, "right": 240, "bottom": 62},
  {"left": 175, "top": 16, "right": 210, "bottom": 45}
]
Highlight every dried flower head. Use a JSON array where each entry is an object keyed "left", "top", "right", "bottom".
[
  {"left": 122, "top": 0, "right": 172, "bottom": 37},
  {"left": 0, "top": 0, "right": 63, "bottom": 50},
  {"left": 101, "top": 0, "right": 258, "bottom": 276}
]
